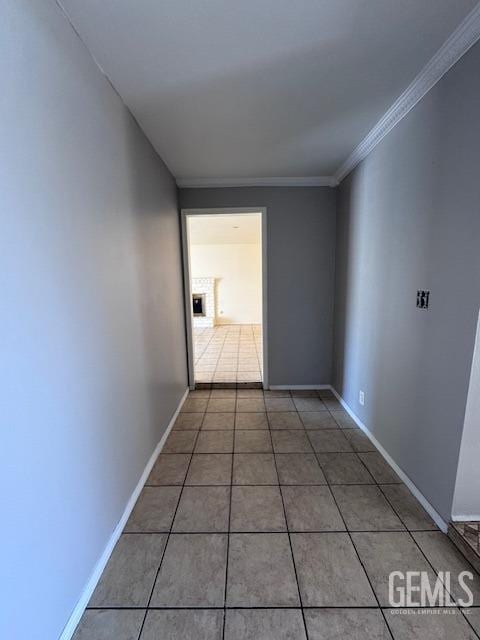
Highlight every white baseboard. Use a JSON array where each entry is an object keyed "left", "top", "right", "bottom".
[
  {"left": 59, "top": 387, "right": 189, "bottom": 640},
  {"left": 269, "top": 384, "right": 331, "bottom": 390},
  {"left": 329, "top": 386, "right": 448, "bottom": 533},
  {"left": 451, "top": 515, "right": 480, "bottom": 522}
]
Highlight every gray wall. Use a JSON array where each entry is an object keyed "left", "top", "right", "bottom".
[
  {"left": 179, "top": 187, "right": 336, "bottom": 386},
  {"left": 1, "top": 1, "right": 187, "bottom": 638},
  {"left": 333, "top": 40, "right": 480, "bottom": 521}
]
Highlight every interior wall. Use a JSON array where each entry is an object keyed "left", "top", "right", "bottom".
[
  {"left": 452, "top": 310, "right": 480, "bottom": 519},
  {"left": 333, "top": 40, "right": 480, "bottom": 522},
  {"left": 190, "top": 243, "right": 262, "bottom": 324},
  {"left": 1, "top": 2, "right": 187, "bottom": 639},
  {"left": 180, "top": 187, "right": 336, "bottom": 386}
]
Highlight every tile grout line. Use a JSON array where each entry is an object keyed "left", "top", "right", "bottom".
[
  {"left": 222, "top": 407, "right": 235, "bottom": 639},
  {"left": 326, "top": 470, "right": 396, "bottom": 639},
  {"left": 85, "top": 388, "right": 480, "bottom": 637},
  {"left": 266, "top": 407, "right": 311, "bottom": 640},
  {"left": 134, "top": 427, "right": 201, "bottom": 639},
  {"left": 377, "top": 483, "right": 480, "bottom": 635}
]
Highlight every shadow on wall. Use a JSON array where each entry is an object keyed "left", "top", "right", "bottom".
[
  {"left": 125, "top": 120, "right": 188, "bottom": 425},
  {"left": 333, "top": 46, "right": 480, "bottom": 522}
]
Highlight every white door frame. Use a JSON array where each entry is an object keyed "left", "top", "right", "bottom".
[{"left": 181, "top": 207, "right": 268, "bottom": 389}]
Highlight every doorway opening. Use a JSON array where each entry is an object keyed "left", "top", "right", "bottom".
[{"left": 181, "top": 208, "right": 267, "bottom": 389}]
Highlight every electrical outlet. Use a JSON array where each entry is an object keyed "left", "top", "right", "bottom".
[{"left": 359, "top": 390, "right": 365, "bottom": 406}]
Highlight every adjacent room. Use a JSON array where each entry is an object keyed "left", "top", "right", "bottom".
[{"left": 185, "top": 212, "right": 264, "bottom": 385}]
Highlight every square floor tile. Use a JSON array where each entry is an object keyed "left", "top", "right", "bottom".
[
  {"left": 331, "top": 411, "right": 359, "bottom": 429},
  {"left": 72, "top": 610, "right": 144, "bottom": 640},
  {"left": 151, "top": 533, "right": 227, "bottom": 607},
  {"left": 307, "top": 429, "right": 353, "bottom": 453},
  {"left": 210, "top": 389, "right": 237, "bottom": 398},
  {"left": 185, "top": 454, "right": 232, "bottom": 485},
  {"left": 237, "top": 372, "right": 262, "bottom": 382},
  {"left": 207, "top": 398, "right": 236, "bottom": 412},
  {"left": 264, "top": 390, "right": 292, "bottom": 398},
  {"left": 194, "top": 430, "right": 234, "bottom": 453},
  {"left": 265, "top": 397, "right": 296, "bottom": 411},
  {"left": 293, "top": 397, "right": 326, "bottom": 412},
  {"left": 331, "top": 485, "right": 404, "bottom": 531},
  {"left": 234, "top": 430, "right": 272, "bottom": 453},
  {"left": 237, "top": 398, "right": 266, "bottom": 412},
  {"left": 227, "top": 533, "right": 300, "bottom": 606},
  {"left": 380, "top": 485, "right": 437, "bottom": 530},
  {"left": 304, "top": 608, "right": 391, "bottom": 640},
  {"left": 182, "top": 397, "right": 209, "bottom": 412},
  {"left": 384, "top": 607, "right": 477, "bottom": 639},
  {"left": 230, "top": 486, "right": 286, "bottom": 532},
  {"left": 299, "top": 412, "right": 339, "bottom": 429},
  {"left": 342, "top": 428, "right": 376, "bottom": 451},
  {"left": 237, "top": 388, "right": 264, "bottom": 398},
  {"left": 89, "top": 534, "right": 167, "bottom": 607},
  {"left": 276, "top": 453, "right": 327, "bottom": 485},
  {"left": 174, "top": 412, "right": 204, "bottom": 430},
  {"left": 268, "top": 412, "right": 303, "bottom": 429},
  {"left": 233, "top": 453, "right": 278, "bottom": 484},
  {"left": 317, "top": 453, "right": 375, "bottom": 484},
  {"left": 146, "top": 454, "right": 191, "bottom": 485},
  {"left": 224, "top": 609, "right": 306, "bottom": 640},
  {"left": 125, "top": 486, "right": 181, "bottom": 532},
  {"left": 163, "top": 430, "right": 198, "bottom": 453},
  {"left": 141, "top": 610, "right": 223, "bottom": 640},
  {"left": 412, "top": 531, "right": 480, "bottom": 605},
  {"left": 351, "top": 532, "right": 438, "bottom": 606},
  {"left": 291, "top": 533, "right": 376, "bottom": 606},
  {"left": 172, "top": 486, "right": 230, "bottom": 532},
  {"left": 282, "top": 486, "right": 345, "bottom": 531},
  {"left": 201, "top": 412, "right": 235, "bottom": 430},
  {"left": 358, "top": 452, "right": 401, "bottom": 483},
  {"left": 271, "top": 430, "right": 313, "bottom": 453},
  {"left": 196, "top": 373, "right": 213, "bottom": 382},
  {"left": 217, "top": 364, "right": 238, "bottom": 373},
  {"left": 235, "top": 412, "right": 268, "bottom": 429}
]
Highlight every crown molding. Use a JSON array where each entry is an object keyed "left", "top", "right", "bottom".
[
  {"left": 176, "top": 176, "right": 337, "bottom": 188},
  {"left": 334, "top": 2, "right": 480, "bottom": 184}
]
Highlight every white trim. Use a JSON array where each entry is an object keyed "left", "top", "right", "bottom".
[
  {"left": 329, "top": 386, "right": 448, "bottom": 533},
  {"left": 177, "top": 176, "right": 337, "bottom": 189},
  {"left": 334, "top": 2, "right": 480, "bottom": 184},
  {"left": 452, "top": 515, "right": 480, "bottom": 522},
  {"left": 181, "top": 207, "right": 268, "bottom": 389},
  {"left": 59, "top": 387, "right": 189, "bottom": 640},
  {"left": 269, "top": 384, "right": 331, "bottom": 390}
]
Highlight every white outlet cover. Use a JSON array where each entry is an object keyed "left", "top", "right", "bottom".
[{"left": 359, "top": 391, "right": 365, "bottom": 406}]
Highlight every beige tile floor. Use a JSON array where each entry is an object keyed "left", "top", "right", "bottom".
[
  {"left": 194, "top": 324, "right": 262, "bottom": 384},
  {"left": 74, "top": 388, "right": 480, "bottom": 639}
]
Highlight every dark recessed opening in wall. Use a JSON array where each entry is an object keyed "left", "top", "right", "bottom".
[{"left": 192, "top": 293, "right": 206, "bottom": 317}]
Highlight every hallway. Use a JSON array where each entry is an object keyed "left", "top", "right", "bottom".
[{"left": 74, "top": 388, "right": 480, "bottom": 639}]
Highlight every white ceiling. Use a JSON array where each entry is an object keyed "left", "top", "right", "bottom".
[
  {"left": 61, "top": 0, "right": 477, "bottom": 181},
  {"left": 188, "top": 214, "right": 261, "bottom": 245}
]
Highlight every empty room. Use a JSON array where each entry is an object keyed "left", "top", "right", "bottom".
[{"left": 2, "top": 1, "right": 480, "bottom": 639}]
